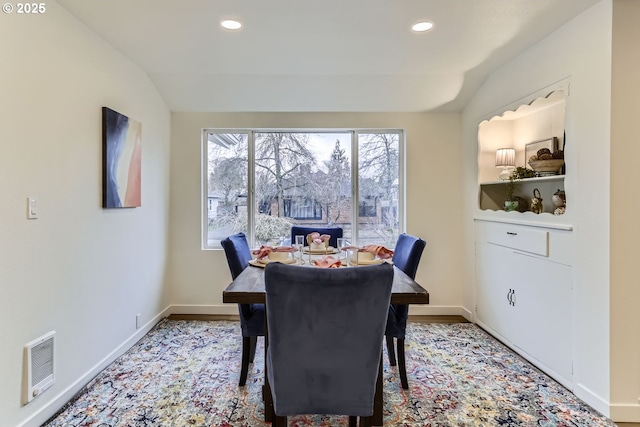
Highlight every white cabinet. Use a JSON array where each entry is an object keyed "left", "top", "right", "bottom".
[{"left": 475, "top": 220, "right": 573, "bottom": 389}]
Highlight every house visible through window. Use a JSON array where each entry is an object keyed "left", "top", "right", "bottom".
[
  {"left": 284, "top": 197, "right": 323, "bottom": 220},
  {"left": 359, "top": 196, "right": 377, "bottom": 217},
  {"left": 203, "top": 130, "right": 403, "bottom": 248}
]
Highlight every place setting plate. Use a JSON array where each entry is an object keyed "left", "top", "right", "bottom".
[{"left": 249, "top": 258, "right": 299, "bottom": 268}]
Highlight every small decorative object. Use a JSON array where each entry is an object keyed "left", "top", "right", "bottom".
[
  {"left": 528, "top": 157, "right": 564, "bottom": 176},
  {"left": 526, "top": 137, "right": 564, "bottom": 176},
  {"left": 554, "top": 206, "right": 566, "bottom": 215},
  {"left": 536, "top": 148, "right": 552, "bottom": 158},
  {"left": 525, "top": 137, "right": 558, "bottom": 166},
  {"left": 102, "top": 107, "right": 142, "bottom": 208},
  {"left": 495, "top": 148, "right": 515, "bottom": 180},
  {"left": 552, "top": 189, "right": 566, "bottom": 215},
  {"left": 307, "top": 232, "right": 330, "bottom": 251},
  {"left": 511, "top": 195, "right": 529, "bottom": 213},
  {"left": 530, "top": 188, "right": 543, "bottom": 214},
  {"left": 504, "top": 167, "right": 536, "bottom": 211}
]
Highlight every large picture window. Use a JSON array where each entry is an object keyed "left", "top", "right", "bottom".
[{"left": 203, "top": 130, "right": 403, "bottom": 249}]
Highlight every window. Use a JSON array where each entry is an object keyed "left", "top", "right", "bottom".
[
  {"left": 284, "top": 197, "right": 323, "bottom": 220},
  {"left": 359, "top": 196, "right": 377, "bottom": 217},
  {"left": 204, "top": 130, "right": 403, "bottom": 249}
]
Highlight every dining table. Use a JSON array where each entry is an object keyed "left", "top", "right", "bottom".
[{"left": 222, "top": 259, "right": 429, "bottom": 426}]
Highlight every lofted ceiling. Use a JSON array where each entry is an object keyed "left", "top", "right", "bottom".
[{"left": 56, "top": 0, "right": 600, "bottom": 113}]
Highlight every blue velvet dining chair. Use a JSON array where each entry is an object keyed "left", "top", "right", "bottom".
[
  {"left": 290, "top": 226, "right": 343, "bottom": 248},
  {"left": 264, "top": 262, "right": 393, "bottom": 427},
  {"left": 386, "top": 233, "right": 426, "bottom": 390},
  {"left": 220, "top": 232, "right": 265, "bottom": 387}
]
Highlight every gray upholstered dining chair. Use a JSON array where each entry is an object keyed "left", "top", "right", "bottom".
[
  {"left": 264, "top": 262, "right": 393, "bottom": 427},
  {"left": 220, "top": 232, "right": 265, "bottom": 387},
  {"left": 385, "top": 233, "right": 426, "bottom": 389},
  {"left": 290, "top": 226, "right": 343, "bottom": 248}
]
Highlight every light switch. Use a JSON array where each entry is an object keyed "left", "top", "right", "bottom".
[{"left": 27, "top": 197, "right": 38, "bottom": 219}]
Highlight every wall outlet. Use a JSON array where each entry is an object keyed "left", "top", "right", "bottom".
[{"left": 135, "top": 313, "right": 141, "bottom": 329}]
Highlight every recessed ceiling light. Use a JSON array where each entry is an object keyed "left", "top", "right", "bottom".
[
  {"left": 220, "top": 19, "right": 242, "bottom": 30},
  {"left": 411, "top": 21, "right": 433, "bottom": 32}
]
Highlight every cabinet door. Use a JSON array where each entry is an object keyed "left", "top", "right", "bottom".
[
  {"left": 510, "top": 252, "right": 573, "bottom": 383},
  {"left": 475, "top": 242, "right": 518, "bottom": 341}
]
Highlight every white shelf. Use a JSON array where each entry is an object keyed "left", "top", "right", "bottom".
[
  {"left": 480, "top": 175, "right": 565, "bottom": 186},
  {"left": 478, "top": 174, "right": 566, "bottom": 213}
]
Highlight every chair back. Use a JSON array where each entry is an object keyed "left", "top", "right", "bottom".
[
  {"left": 265, "top": 262, "right": 393, "bottom": 417},
  {"left": 392, "top": 233, "right": 426, "bottom": 280},
  {"left": 221, "top": 233, "right": 253, "bottom": 280},
  {"left": 290, "top": 226, "right": 343, "bottom": 248}
]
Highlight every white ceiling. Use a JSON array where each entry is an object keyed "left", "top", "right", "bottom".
[{"left": 56, "top": 0, "right": 600, "bottom": 113}]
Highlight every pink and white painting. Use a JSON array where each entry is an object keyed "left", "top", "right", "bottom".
[{"left": 102, "top": 107, "right": 141, "bottom": 208}]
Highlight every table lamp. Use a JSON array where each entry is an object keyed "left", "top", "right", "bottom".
[{"left": 495, "top": 148, "right": 515, "bottom": 180}]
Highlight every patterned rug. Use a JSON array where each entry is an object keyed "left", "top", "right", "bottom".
[{"left": 43, "top": 320, "right": 616, "bottom": 427}]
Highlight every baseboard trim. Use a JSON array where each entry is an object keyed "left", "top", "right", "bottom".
[
  {"left": 573, "top": 382, "right": 611, "bottom": 419},
  {"left": 170, "top": 304, "right": 469, "bottom": 318},
  {"left": 19, "top": 306, "right": 173, "bottom": 427},
  {"left": 610, "top": 402, "right": 640, "bottom": 422},
  {"left": 170, "top": 304, "right": 239, "bottom": 315}
]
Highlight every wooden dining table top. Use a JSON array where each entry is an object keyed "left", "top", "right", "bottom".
[{"left": 223, "top": 262, "right": 429, "bottom": 305}]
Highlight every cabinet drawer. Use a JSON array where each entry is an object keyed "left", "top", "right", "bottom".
[{"left": 485, "top": 223, "right": 548, "bottom": 256}]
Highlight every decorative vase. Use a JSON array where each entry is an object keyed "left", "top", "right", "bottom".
[
  {"left": 504, "top": 200, "right": 519, "bottom": 212},
  {"left": 530, "top": 188, "right": 543, "bottom": 214}
]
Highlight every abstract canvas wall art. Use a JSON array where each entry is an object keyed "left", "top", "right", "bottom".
[{"left": 102, "top": 107, "right": 142, "bottom": 208}]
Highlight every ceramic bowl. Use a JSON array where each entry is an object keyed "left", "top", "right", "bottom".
[
  {"left": 268, "top": 251, "right": 290, "bottom": 261},
  {"left": 528, "top": 159, "right": 564, "bottom": 175},
  {"left": 350, "top": 251, "right": 375, "bottom": 264},
  {"left": 358, "top": 251, "right": 375, "bottom": 261}
]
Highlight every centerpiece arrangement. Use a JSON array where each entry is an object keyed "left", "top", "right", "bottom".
[{"left": 307, "top": 232, "right": 331, "bottom": 251}]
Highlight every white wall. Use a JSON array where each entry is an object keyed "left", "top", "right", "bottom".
[
  {"left": 0, "top": 3, "right": 171, "bottom": 426},
  {"left": 462, "top": 0, "right": 613, "bottom": 416},
  {"left": 168, "top": 112, "right": 466, "bottom": 317}
]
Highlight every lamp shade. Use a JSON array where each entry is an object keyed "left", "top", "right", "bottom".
[{"left": 495, "top": 148, "right": 515, "bottom": 167}]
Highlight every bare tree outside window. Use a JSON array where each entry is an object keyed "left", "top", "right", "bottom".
[
  {"left": 255, "top": 133, "right": 317, "bottom": 219},
  {"left": 312, "top": 140, "right": 351, "bottom": 226},
  {"left": 204, "top": 130, "right": 402, "bottom": 248},
  {"left": 358, "top": 133, "right": 400, "bottom": 247},
  {"left": 206, "top": 133, "right": 248, "bottom": 247}
]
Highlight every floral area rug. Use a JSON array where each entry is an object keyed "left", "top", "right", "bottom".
[{"left": 43, "top": 320, "right": 616, "bottom": 427}]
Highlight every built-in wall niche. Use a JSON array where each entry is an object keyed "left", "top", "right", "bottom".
[{"left": 477, "top": 90, "right": 567, "bottom": 214}]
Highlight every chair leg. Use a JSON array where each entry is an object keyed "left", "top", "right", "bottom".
[
  {"left": 359, "top": 415, "right": 372, "bottom": 427},
  {"left": 348, "top": 416, "right": 357, "bottom": 427},
  {"left": 397, "top": 338, "right": 409, "bottom": 390},
  {"left": 275, "top": 415, "right": 287, "bottom": 427},
  {"left": 249, "top": 335, "right": 257, "bottom": 363},
  {"left": 239, "top": 336, "right": 251, "bottom": 386},
  {"left": 386, "top": 335, "right": 397, "bottom": 366}
]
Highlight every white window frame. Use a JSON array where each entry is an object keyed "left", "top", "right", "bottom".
[{"left": 202, "top": 128, "right": 405, "bottom": 249}]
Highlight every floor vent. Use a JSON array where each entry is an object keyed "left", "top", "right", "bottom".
[{"left": 23, "top": 331, "right": 55, "bottom": 404}]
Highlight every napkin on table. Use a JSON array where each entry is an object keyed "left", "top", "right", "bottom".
[
  {"left": 252, "top": 245, "right": 296, "bottom": 259},
  {"left": 313, "top": 255, "right": 342, "bottom": 268}
]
